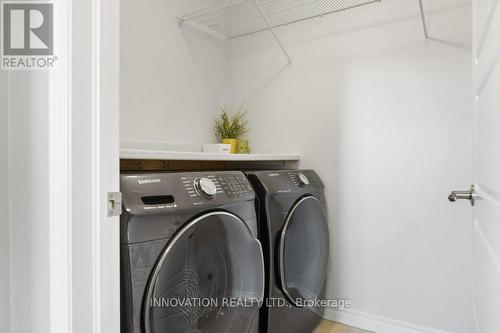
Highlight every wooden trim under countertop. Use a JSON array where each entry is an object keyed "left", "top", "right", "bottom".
[{"left": 120, "top": 159, "right": 299, "bottom": 172}]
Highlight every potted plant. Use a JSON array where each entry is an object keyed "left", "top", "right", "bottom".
[{"left": 214, "top": 105, "right": 249, "bottom": 154}]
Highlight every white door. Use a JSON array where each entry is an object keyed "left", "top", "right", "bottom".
[{"left": 471, "top": 0, "right": 500, "bottom": 331}]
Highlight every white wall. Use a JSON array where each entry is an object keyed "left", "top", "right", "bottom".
[
  {"left": 120, "top": 0, "right": 228, "bottom": 144},
  {"left": 225, "top": 1, "right": 472, "bottom": 332},
  {"left": 0, "top": 70, "right": 10, "bottom": 333},
  {"left": 8, "top": 72, "right": 51, "bottom": 333}
]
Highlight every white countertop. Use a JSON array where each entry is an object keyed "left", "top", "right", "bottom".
[{"left": 120, "top": 141, "right": 300, "bottom": 162}]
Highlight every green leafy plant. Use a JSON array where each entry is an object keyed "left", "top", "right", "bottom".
[{"left": 214, "top": 105, "right": 249, "bottom": 139}]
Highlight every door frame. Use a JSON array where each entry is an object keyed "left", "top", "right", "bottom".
[
  {"left": 471, "top": 0, "right": 500, "bottom": 331},
  {"left": 89, "top": 0, "right": 121, "bottom": 330},
  {"left": 51, "top": 0, "right": 120, "bottom": 331},
  {"left": 48, "top": 0, "right": 72, "bottom": 332}
]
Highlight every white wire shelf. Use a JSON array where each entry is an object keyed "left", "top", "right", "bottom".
[
  {"left": 177, "top": 0, "right": 429, "bottom": 65},
  {"left": 178, "top": 0, "right": 383, "bottom": 40}
]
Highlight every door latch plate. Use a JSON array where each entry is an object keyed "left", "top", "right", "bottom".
[{"left": 108, "top": 192, "right": 122, "bottom": 217}]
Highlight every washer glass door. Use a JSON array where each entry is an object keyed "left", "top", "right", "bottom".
[
  {"left": 279, "top": 196, "right": 329, "bottom": 307},
  {"left": 143, "top": 211, "right": 264, "bottom": 333}
]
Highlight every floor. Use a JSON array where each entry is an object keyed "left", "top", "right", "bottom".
[{"left": 313, "top": 320, "right": 373, "bottom": 333}]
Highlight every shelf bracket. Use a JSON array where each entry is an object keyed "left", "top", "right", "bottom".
[
  {"left": 177, "top": 17, "right": 229, "bottom": 41},
  {"left": 418, "top": 0, "right": 429, "bottom": 39},
  {"left": 251, "top": 0, "right": 292, "bottom": 66}
]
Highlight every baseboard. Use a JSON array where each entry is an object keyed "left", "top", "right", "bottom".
[{"left": 323, "top": 308, "right": 454, "bottom": 333}]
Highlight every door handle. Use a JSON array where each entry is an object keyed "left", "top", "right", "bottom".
[{"left": 448, "top": 185, "right": 475, "bottom": 206}]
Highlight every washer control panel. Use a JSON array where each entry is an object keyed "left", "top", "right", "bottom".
[
  {"left": 216, "top": 173, "right": 254, "bottom": 198},
  {"left": 194, "top": 177, "right": 217, "bottom": 199},
  {"left": 121, "top": 171, "right": 255, "bottom": 214},
  {"left": 181, "top": 172, "right": 253, "bottom": 201},
  {"left": 181, "top": 174, "right": 223, "bottom": 199}
]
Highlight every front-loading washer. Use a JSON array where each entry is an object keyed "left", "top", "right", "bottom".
[
  {"left": 246, "top": 170, "right": 329, "bottom": 333},
  {"left": 120, "top": 171, "right": 264, "bottom": 333}
]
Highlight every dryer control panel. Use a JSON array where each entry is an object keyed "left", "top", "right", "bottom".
[
  {"left": 121, "top": 171, "right": 255, "bottom": 215},
  {"left": 249, "top": 169, "right": 324, "bottom": 195}
]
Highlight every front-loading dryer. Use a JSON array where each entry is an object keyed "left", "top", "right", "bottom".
[
  {"left": 120, "top": 171, "right": 264, "bottom": 333},
  {"left": 246, "top": 170, "right": 329, "bottom": 333}
]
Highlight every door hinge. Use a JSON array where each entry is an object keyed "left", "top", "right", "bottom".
[{"left": 108, "top": 192, "right": 122, "bottom": 217}]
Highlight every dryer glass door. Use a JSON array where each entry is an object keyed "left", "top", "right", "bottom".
[
  {"left": 279, "top": 196, "right": 329, "bottom": 307},
  {"left": 143, "top": 211, "right": 264, "bottom": 333}
]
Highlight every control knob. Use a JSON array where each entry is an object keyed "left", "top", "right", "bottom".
[
  {"left": 194, "top": 177, "right": 217, "bottom": 199},
  {"left": 297, "top": 173, "right": 310, "bottom": 186}
]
